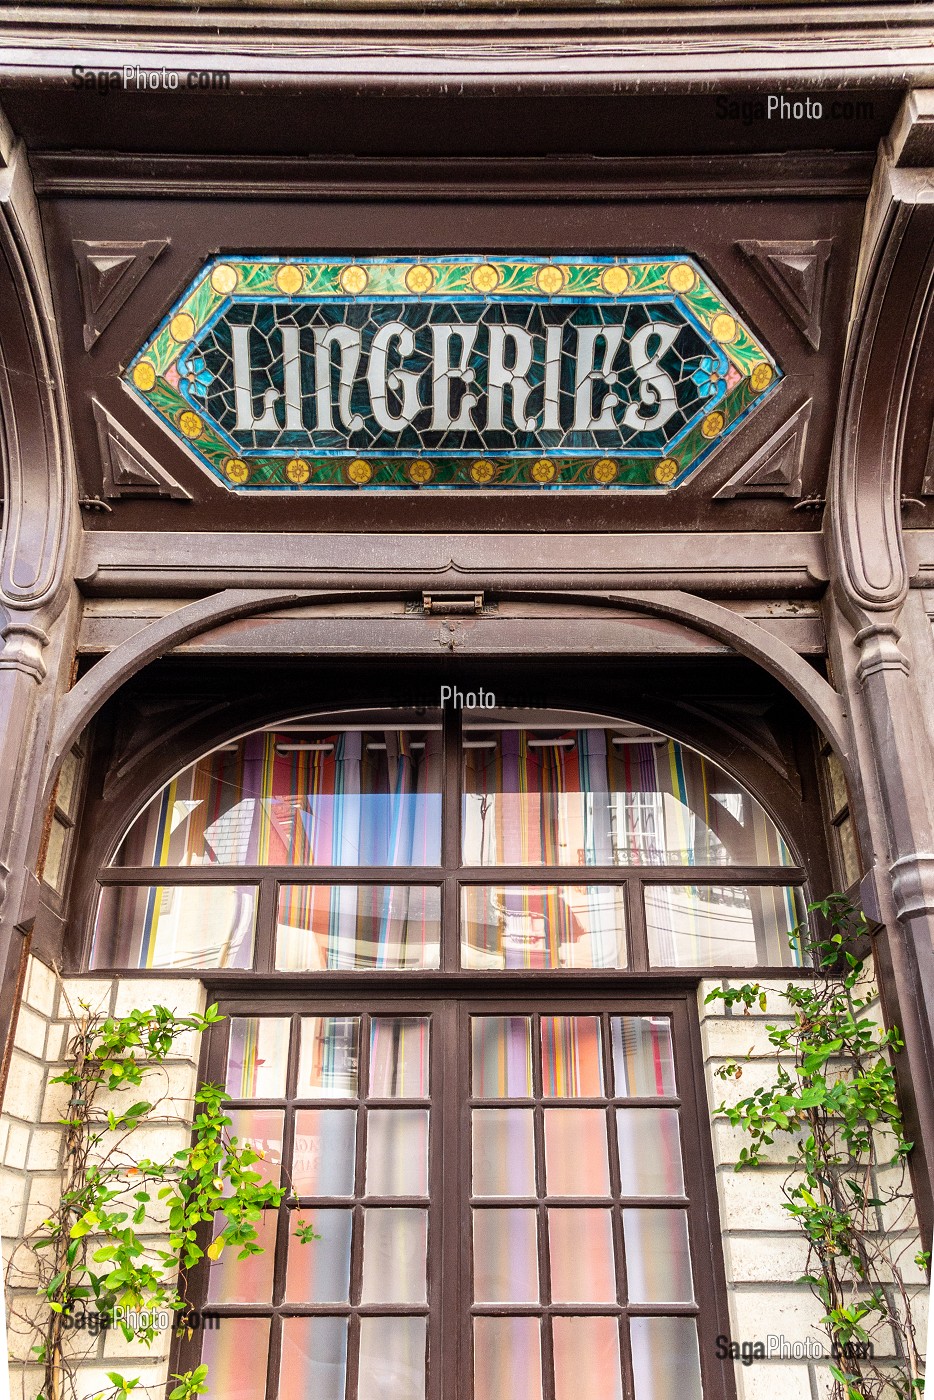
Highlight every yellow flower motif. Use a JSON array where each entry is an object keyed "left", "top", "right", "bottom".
[
  {"left": 347, "top": 458, "right": 373, "bottom": 485},
  {"left": 286, "top": 458, "right": 310, "bottom": 484},
  {"left": 178, "top": 410, "right": 203, "bottom": 439},
  {"left": 408, "top": 459, "right": 434, "bottom": 484},
  {"left": 701, "top": 411, "right": 725, "bottom": 439},
  {"left": 224, "top": 457, "right": 250, "bottom": 484},
  {"left": 711, "top": 313, "right": 737, "bottom": 344},
  {"left": 275, "top": 264, "right": 304, "bottom": 295},
  {"left": 471, "top": 263, "right": 500, "bottom": 294},
  {"left": 211, "top": 264, "right": 239, "bottom": 295},
  {"left": 751, "top": 362, "right": 774, "bottom": 392},
  {"left": 536, "top": 265, "right": 565, "bottom": 295},
  {"left": 339, "top": 265, "right": 369, "bottom": 296},
  {"left": 132, "top": 361, "right": 156, "bottom": 392},
  {"left": 470, "top": 459, "right": 496, "bottom": 484},
  {"left": 592, "top": 458, "right": 618, "bottom": 484},
  {"left": 170, "top": 312, "right": 195, "bottom": 343},
  {"left": 531, "top": 458, "right": 557, "bottom": 483},
  {"left": 667, "top": 263, "right": 697, "bottom": 293},
  {"left": 655, "top": 458, "right": 679, "bottom": 484},
  {"left": 405, "top": 264, "right": 434, "bottom": 294},
  {"left": 601, "top": 265, "right": 631, "bottom": 296}
]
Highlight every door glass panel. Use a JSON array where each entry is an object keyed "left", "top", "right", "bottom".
[
  {"left": 298, "top": 1016, "right": 360, "bottom": 1097},
  {"left": 548, "top": 1207, "right": 617, "bottom": 1302},
  {"left": 461, "top": 885, "right": 627, "bottom": 970},
  {"left": 207, "top": 1211, "right": 277, "bottom": 1303},
  {"left": 623, "top": 1208, "right": 694, "bottom": 1303},
  {"left": 472, "top": 1108, "right": 536, "bottom": 1197},
  {"left": 361, "top": 1207, "right": 428, "bottom": 1303},
  {"left": 473, "top": 1208, "right": 539, "bottom": 1302},
  {"left": 630, "top": 1317, "right": 703, "bottom": 1400},
  {"left": 358, "top": 1316, "right": 426, "bottom": 1400},
  {"left": 553, "top": 1317, "right": 623, "bottom": 1400},
  {"left": 617, "top": 1108, "right": 685, "bottom": 1196},
  {"left": 366, "top": 1108, "right": 429, "bottom": 1197},
  {"left": 369, "top": 1017, "right": 430, "bottom": 1098},
  {"left": 200, "top": 1318, "right": 270, "bottom": 1400},
  {"left": 279, "top": 1316, "right": 348, "bottom": 1400},
  {"left": 91, "top": 884, "right": 257, "bottom": 970},
  {"left": 285, "top": 1208, "right": 352, "bottom": 1303},
  {"left": 541, "top": 1015, "right": 604, "bottom": 1096},
  {"left": 644, "top": 884, "right": 805, "bottom": 968},
  {"left": 292, "top": 1109, "right": 357, "bottom": 1196},
  {"left": 276, "top": 884, "right": 441, "bottom": 971},
  {"left": 226, "top": 1109, "right": 284, "bottom": 1188},
  {"left": 473, "top": 1317, "right": 543, "bottom": 1400},
  {"left": 544, "top": 1109, "right": 610, "bottom": 1196},
  {"left": 226, "top": 1019, "right": 290, "bottom": 1098},
  {"left": 471, "top": 1016, "right": 533, "bottom": 1098},
  {"left": 611, "top": 1015, "right": 676, "bottom": 1097}
]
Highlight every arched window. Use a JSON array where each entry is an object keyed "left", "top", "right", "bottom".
[{"left": 87, "top": 706, "right": 809, "bottom": 1400}]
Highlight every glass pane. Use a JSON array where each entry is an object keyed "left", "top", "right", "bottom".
[
  {"left": 366, "top": 1109, "right": 429, "bottom": 1196},
  {"left": 369, "top": 1017, "right": 430, "bottom": 1098},
  {"left": 361, "top": 1208, "right": 427, "bottom": 1303},
  {"left": 279, "top": 1316, "right": 348, "bottom": 1400},
  {"left": 645, "top": 884, "right": 805, "bottom": 968},
  {"left": 461, "top": 885, "right": 627, "bottom": 970},
  {"left": 623, "top": 1209, "right": 694, "bottom": 1303},
  {"left": 298, "top": 1016, "right": 360, "bottom": 1097},
  {"left": 56, "top": 748, "right": 81, "bottom": 819},
  {"left": 544, "top": 1109, "right": 610, "bottom": 1196},
  {"left": 473, "top": 1208, "right": 539, "bottom": 1302},
  {"left": 472, "top": 1016, "right": 533, "bottom": 1098},
  {"left": 836, "top": 816, "right": 861, "bottom": 888},
  {"left": 226, "top": 1019, "right": 290, "bottom": 1098},
  {"left": 548, "top": 1208, "right": 617, "bottom": 1302},
  {"left": 207, "top": 1210, "right": 277, "bottom": 1303},
  {"left": 276, "top": 885, "right": 441, "bottom": 971},
  {"left": 611, "top": 1016, "right": 677, "bottom": 1097},
  {"left": 825, "top": 748, "right": 849, "bottom": 817},
  {"left": 201, "top": 1318, "right": 269, "bottom": 1400},
  {"left": 541, "top": 1016, "right": 604, "bottom": 1096},
  {"left": 630, "top": 1317, "right": 703, "bottom": 1400},
  {"left": 90, "top": 884, "right": 256, "bottom": 970},
  {"left": 292, "top": 1109, "right": 357, "bottom": 1196},
  {"left": 43, "top": 818, "right": 69, "bottom": 893},
  {"left": 462, "top": 717, "right": 793, "bottom": 867},
  {"left": 474, "top": 1317, "right": 542, "bottom": 1400},
  {"left": 285, "top": 1208, "right": 352, "bottom": 1303},
  {"left": 553, "top": 1317, "right": 623, "bottom": 1400},
  {"left": 472, "top": 1109, "right": 536, "bottom": 1197},
  {"left": 617, "top": 1109, "right": 684, "bottom": 1196},
  {"left": 226, "top": 1109, "right": 284, "bottom": 1187},
  {"left": 112, "top": 724, "right": 442, "bottom": 868},
  {"left": 358, "top": 1316, "right": 426, "bottom": 1400}
]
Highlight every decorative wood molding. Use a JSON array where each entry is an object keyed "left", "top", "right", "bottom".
[
  {"left": 714, "top": 400, "right": 811, "bottom": 500},
  {"left": 92, "top": 399, "right": 192, "bottom": 501},
  {"left": 737, "top": 240, "right": 832, "bottom": 349},
  {"left": 74, "top": 239, "right": 168, "bottom": 350}
]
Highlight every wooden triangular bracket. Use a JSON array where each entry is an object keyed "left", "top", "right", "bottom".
[
  {"left": 74, "top": 238, "right": 169, "bottom": 350},
  {"left": 93, "top": 398, "right": 192, "bottom": 500},
  {"left": 714, "top": 400, "right": 812, "bottom": 500},
  {"left": 737, "top": 239, "right": 832, "bottom": 350}
]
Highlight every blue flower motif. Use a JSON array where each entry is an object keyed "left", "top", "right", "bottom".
[
  {"left": 179, "top": 351, "right": 214, "bottom": 399},
  {"left": 692, "top": 356, "right": 720, "bottom": 398}
]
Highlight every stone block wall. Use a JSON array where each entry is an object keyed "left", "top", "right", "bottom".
[{"left": 0, "top": 958, "right": 205, "bottom": 1400}]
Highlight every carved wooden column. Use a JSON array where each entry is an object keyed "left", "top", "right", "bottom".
[
  {"left": 0, "top": 107, "right": 80, "bottom": 1052},
  {"left": 826, "top": 90, "right": 934, "bottom": 1209}
]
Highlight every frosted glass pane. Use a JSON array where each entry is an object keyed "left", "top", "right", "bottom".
[
  {"left": 472, "top": 1109, "right": 536, "bottom": 1197},
  {"left": 630, "top": 1317, "right": 703, "bottom": 1400},
  {"left": 472, "top": 1017, "right": 533, "bottom": 1098},
  {"left": 92, "top": 884, "right": 257, "bottom": 971},
  {"left": 611, "top": 1016, "right": 677, "bottom": 1097},
  {"left": 285, "top": 1208, "right": 352, "bottom": 1303},
  {"left": 226, "top": 1109, "right": 283, "bottom": 1188},
  {"left": 292, "top": 1109, "right": 357, "bottom": 1196},
  {"left": 226, "top": 1019, "right": 290, "bottom": 1098},
  {"left": 645, "top": 884, "right": 805, "bottom": 968},
  {"left": 298, "top": 1016, "right": 360, "bottom": 1097},
  {"left": 473, "top": 1208, "right": 539, "bottom": 1303},
  {"left": 617, "top": 1109, "right": 684, "bottom": 1196},
  {"left": 544, "top": 1109, "right": 610, "bottom": 1196},
  {"left": 370, "top": 1017, "right": 430, "bottom": 1098},
  {"left": 473, "top": 1317, "right": 542, "bottom": 1400},
  {"left": 358, "top": 1316, "right": 426, "bottom": 1400},
  {"left": 541, "top": 1016, "right": 604, "bottom": 1097},
  {"left": 279, "top": 1316, "right": 348, "bottom": 1400},
  {"left": 276, "top": 884, "right": 441, "bottom": 971},
  {"left": 366, "top": 1109, "right": 429, "bottom": 1196},
  {"left": 207, "top": 1210, "right": 276, "bottom": 1304},
  {"left": 461, "top": 885, "right": 627, "bottom": 970},
  {"left": 548, "top": 1208, "right": 617, "bottom": 1303},
  {"left": 553, "top": 1317, "right": 623, "bottom": 1400},
  {"left": 623, "top": 1209, "right": 694, "bottom": 1303},
  {"left": 201, "top": 1318, "right": 269, "bottom": 1400},
  {"left": 361, "top": 1208, "right": 427, "bottom": 1304}
]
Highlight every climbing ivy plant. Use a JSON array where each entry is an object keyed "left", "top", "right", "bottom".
[
  {"left": 707, "top": 895, "right": 927, "bottom": 1400},
  {"left": 6, "top": 987, "right": 316, "bottom": 1400}
]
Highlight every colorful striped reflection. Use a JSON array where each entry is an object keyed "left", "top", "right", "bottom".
[{"left": 200, "top": 1317, "right": 270, "bottom": 1400}]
